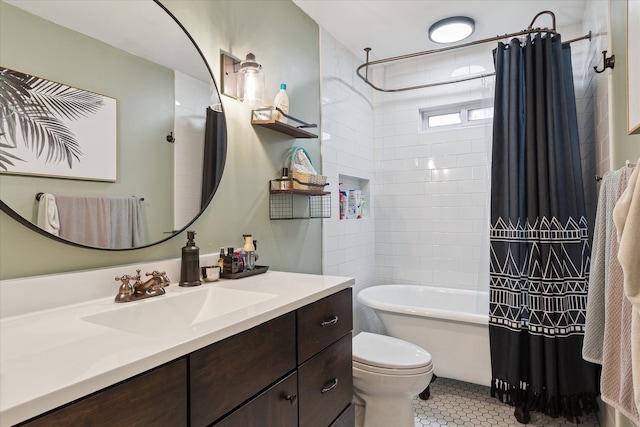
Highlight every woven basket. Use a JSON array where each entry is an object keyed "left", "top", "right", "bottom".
[{"left": 290, "top": 172, "right": 328, "bottom": 192}]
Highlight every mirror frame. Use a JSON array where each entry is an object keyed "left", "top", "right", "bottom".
[{"left": 0, "top": 0, "right": 226, "bottom": 251}]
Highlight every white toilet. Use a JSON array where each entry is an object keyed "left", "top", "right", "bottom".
[{"left": 352, "top": 332, "right": 434, "bottom": 427}]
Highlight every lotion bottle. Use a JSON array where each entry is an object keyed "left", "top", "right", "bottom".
[
  {"left": 179, "top": 231, "right": 201, "bottom": 287},
  {"left": 273, "top": 83, "right": 289, "bottom": 123}
]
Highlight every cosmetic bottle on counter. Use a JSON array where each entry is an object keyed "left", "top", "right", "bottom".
[
  {"left": 235, "top": 248, "right": 245, "bottom": 272},
  {"left": 243, "top": 234, "right": 256, "bottom": 270},
  {"left": 179, "top": 231, "right": 201, "bottom": 287},
  {"left": 223, "top": 247, "right": 240, "bottom": 274},
  {"left": 253, "top": 240, "right": 259, "bottom": 264},
  {"left": 217, "top": 247, "right": 225, "bottom": 270}
]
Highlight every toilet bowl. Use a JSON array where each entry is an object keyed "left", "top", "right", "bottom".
[{"left": 352, "top": 332, "right": 433, "bottom": 427}]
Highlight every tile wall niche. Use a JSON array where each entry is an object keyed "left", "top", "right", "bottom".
[{"left": 319, "top": 29, "right": 378, "bottom": 335}]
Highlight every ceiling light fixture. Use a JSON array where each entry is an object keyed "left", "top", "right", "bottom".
[{"left": 429, "top": 16, "right": 475, "bottom": 44}]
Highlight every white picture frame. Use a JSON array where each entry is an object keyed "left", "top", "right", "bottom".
[{"left": 0, "top": 67, "right": 118, "bottom": 181}]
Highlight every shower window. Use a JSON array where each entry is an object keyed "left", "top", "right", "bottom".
[
  {"left": 420, "top": 103, "right": 493, "bottom": 131},
  {"left": 467, "top": 106, "right": 494, "bottom": 121}
]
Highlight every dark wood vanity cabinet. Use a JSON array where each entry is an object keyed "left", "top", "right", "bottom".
[
  {"left": 17, "top": 358, "right": 188, "bottom": 427},
  {"left": 297, "top": 288, "right": 353, "bottom": 426},
  {"left": 210, "top": 287, "right": 354, "bottom": 427},
  {"left": 191, "top": 312, "right": 297, "bottom": 427},
  {"left": 16, "top": 288, "right": 353, "bottom": 427},
  {"left": 212, "top": 372, "right": 299, "bottom": 427},
  {"left": 298, "top": 334, "right": 353, "bottom": 427}
]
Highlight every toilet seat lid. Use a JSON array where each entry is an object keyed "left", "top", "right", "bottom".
[{"left": 352, "top": 332, "right": 432, "bottom": 370}]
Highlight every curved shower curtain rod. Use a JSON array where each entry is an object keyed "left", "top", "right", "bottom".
[{"left": 356, "top": 10, "right": 592, "bottom": 93}]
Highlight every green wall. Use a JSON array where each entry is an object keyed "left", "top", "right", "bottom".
[
  {"left": 0, "top": 0, "right": 322, "bottom": 279},
  {"left": 610, "top": 0, "right": 640, "bottom": 167}
]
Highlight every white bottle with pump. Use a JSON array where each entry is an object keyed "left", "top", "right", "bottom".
[{"left": 273, "top": 83, "right": 289, "bottom": 123}]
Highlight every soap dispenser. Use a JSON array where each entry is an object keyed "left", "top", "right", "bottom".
[{"left": 179, "top": 230, "right": 201, "bottom": 287}]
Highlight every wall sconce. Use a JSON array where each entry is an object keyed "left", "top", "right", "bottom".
[{"left": 221, "top": 52, "right": 265, "bottom": 108}]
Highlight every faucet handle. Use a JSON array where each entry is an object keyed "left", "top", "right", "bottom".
[
  {"left": 115, "top": 274, "right": 132, "bottom": 285},
  {"left": 146, "top": 270, "right": 164, "bottom": 277},
  {"left": 114, "top": 275, "right": 134, "bottom": 302},
  {"left": 146, "top": 270, "right": 170, "bottom": 287}
]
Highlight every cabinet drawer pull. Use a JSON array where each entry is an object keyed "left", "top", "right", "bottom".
[
  {"left": 321, "top": 377, "right": 339, "bottom": 394},
  {"left": 284, "top": 393, "right": 297, "bottom": 405},
  {"left": 321, "top": 316, "right": 339, "bottom": 327}
]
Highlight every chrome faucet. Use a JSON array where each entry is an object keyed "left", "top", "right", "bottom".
[{"left": 114, "top": 269, "right": 170, "bottom": 302}]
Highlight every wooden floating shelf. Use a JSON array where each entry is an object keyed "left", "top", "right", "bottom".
[
  {"left": 251, "top": 119, "right": 318, "bottom": 138},
  {"left": 251, "top": 109, "right": 318, "bottom": 138}
]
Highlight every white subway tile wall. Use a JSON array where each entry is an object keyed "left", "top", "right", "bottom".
[
  {"left": 371, "top": 43, "right": 494, "bottom": 293},
  {"left": 576, "top": 0, "right": 610, "bottom": 238},
  {"left": 320, "top": 30, "right": 377, "bottom": 334}
]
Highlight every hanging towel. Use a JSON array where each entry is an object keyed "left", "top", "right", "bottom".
[
  {"left": 36, "top": 193, "right": 60, "bottom": 236},
  {"left": 55, "top": 195, "right": 111, "bottom": 248},
  {"left": 110, "top": 197, "right": 145, "bottom": 249},
  {"left": 613, "top": 160, "right": 640, "bottom": 416},
  {"left": 600, "top": 166, "right": 639, "bottom": 426},
  {"left": 583, "top": 169, "right": 621, "bottom": 364}
]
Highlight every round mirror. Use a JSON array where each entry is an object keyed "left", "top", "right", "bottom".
[{"left": 0, "top": 0, "right": 226, "bottom": 250}]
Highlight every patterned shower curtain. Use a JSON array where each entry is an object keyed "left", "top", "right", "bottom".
[{"left": 489, "top": 34, "right": 600, "bottom": 423}]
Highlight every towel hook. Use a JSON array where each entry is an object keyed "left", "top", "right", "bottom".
[{"left": 594, "top": 51, "right": 615, "bottom": 73}]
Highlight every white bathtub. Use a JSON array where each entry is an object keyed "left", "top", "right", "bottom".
[{"left": 357, "top": 284, "right": 491, "bottom": 387}]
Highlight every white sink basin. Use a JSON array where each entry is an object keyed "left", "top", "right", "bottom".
[{"left": 81, "top": 287, "right": 277, "bottom": 336}]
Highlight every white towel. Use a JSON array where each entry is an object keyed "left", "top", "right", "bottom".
[
  {"left": 600, "top": 166, "right": 639, "bottom": 426},
  {"left": 613, "top": 159, "right": 640, "bottom": 415},
  {"left": 36, "top": 193, "right": 60, "bottom": 236}
]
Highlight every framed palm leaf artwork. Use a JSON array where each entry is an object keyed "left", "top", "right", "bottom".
[{"left": 0, "top": 67, "right": 117, "bottom": 181}]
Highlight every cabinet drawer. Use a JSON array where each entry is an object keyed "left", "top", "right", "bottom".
[
  {"left": 297, "top": 288, "right": 352, "bottom": 363},
  {"left": 18, "top": 358, "right": 187, "bottom": 427},
  {"left": 213, "top": 372, "right": 298, "bottom": 427},
  {"left": 330, "top": 403, "right": 355, "bottom": 427},
  {"left": 298, "top": 334, "right": 353, "bottom": 427},
  {"left": 190, "top": 312, "right": 296, "bottom": 427}
]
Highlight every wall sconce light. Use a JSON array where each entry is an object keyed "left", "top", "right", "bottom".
[{"left": 221, "top": 52, "right": 265, "bottom": 108}]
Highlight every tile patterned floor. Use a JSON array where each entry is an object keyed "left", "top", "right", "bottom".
[{"left": 413, "top": 378, "right": 601, "bottom": 427}]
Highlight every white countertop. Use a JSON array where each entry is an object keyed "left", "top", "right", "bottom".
[{"left": 0, "top": 263, "right": 354, "bottom": 426}]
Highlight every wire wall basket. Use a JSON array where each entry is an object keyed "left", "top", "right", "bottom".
[{"left": 269, "top": 180, "right": 331, "bottom": 220}]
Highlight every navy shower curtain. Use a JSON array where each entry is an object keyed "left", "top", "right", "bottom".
[{"left": 489, "top": 34, "right": 599, "bottom": 422}]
